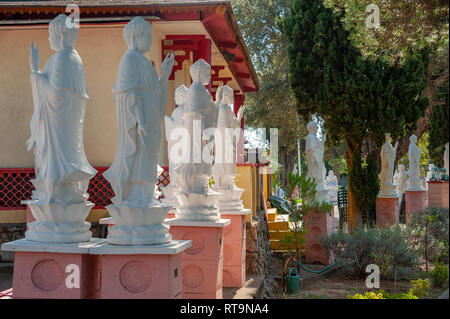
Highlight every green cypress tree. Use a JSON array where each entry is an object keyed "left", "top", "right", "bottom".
[
  {"left": 428, "top": 84, "right": 449, "bottom": 167},
  {"left": 283, "top": 0, "right": 430, "bottom": 229}
]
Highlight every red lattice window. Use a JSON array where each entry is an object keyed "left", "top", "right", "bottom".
[
  {"left": 0, "top": 167, "right": 171, "bottom": 210},
  {"left": 0, "top": 169, "right": 35, "bottom": 210}
]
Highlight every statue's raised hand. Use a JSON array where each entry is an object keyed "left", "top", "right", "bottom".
[
  {"left": 161, "top": 52, "right": 175, "bottom": 81},
  {"left": 215, "top": 84, "right": 224, "bottom": 104},
  {"left": 29, "top": 42, "right": 40, "bottom": 73}
]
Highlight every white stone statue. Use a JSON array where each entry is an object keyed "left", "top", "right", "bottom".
[
  {"left": 444, "top": 143, "right": 449, "bottom": 175},
  {"left": 325, "top": 170, "right": 338, "bottom": 202},
  {"left": 394, "top": 164, "right": 408, "bottom": 195},
  {"left": 103, "top": 17, "right": 175, "bottom": 245},
  {"left": 162, "top": 85, "right": 189, "bottom": 208},
  {"left": 211, "top": 85, "right": 245, "bottom": 212},
  {"left": 305, "top": 121, "right": 328, "bottom": 201},
  {"left": 378, "top": 133, "right": 398, "bottom": 197},
  {"left": 426, "top": 164, "right": 436, "bottom": 181},
  {"left": 173, "top": 59, "right": 223, "bottom": 221},
  {"left": 25, "top": 14, "right": 97, "bottom": 243},
  {"left": 407, "top": 134, "right": 423, "bottom": 190}
]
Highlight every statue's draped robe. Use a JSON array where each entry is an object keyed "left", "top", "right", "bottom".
[
  {"left": 29, "top": 47, "right": 96, "bottom": 201},
  {"left": 165, "top": 104, "right": 185, "bottom": 187},
  {"left": 212, "top": 104, "right": 240, "bottom": 188},
  {"left": 380, "top": 142, "right": 396, "bottom": 185},
  {"left": 408, "top": 143, "right": 421, "bottom": 179},
  {"left": 305, "top": 133, "right": 324, "bottom": 187},
  {"left": 176, "top": 82, "right": 217, "bottom": 193},
  {"left": 104, "top": 50, "right": 168, "bottom": 203}
]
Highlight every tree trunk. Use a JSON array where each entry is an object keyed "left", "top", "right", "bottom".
[
  {"left": 345, "top": 139, "right": 362, "bottom": 231},
  {"left": 280, "top": 147, "right": 296, "bottom": 189}
]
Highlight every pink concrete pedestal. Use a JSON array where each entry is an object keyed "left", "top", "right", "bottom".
[
  {"left": 303, "top": 208, "right": 336, "bottom": 265},
  {"left": 376, "top": 196, "right": 400, "bottom": 227},
  {"left": 89, "top": 240, "right": 191, "bottom": 299},
  {"left": 0, "top": 238, "right": 105, "bottom": 299},
  {"left": 165, "top": 218, "right": 231, "bottom": 299},
  {"left": 221, "top": 209, "right": 251, "bottom": 288},
  {"left": 405, "top": 190, "right": 426, "bottom": 224},
  {"left": 427, "top": 181, "right": 449, "bottom": 209}
]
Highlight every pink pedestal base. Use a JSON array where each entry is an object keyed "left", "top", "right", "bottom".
[
  {"left": 221, "top": 210, "right": 250, "bottom": 288},
  {"left": 405, "top": 190, "right": 426, "bottom": 224},
  {"left": 97, "top": 254, "right": 182, "bottom": 299},
  {"left": 1, "top": 239, "right": 106, "bottom": 299},
  {"left": 303, "top": 208, "right": 335, "bottom": 265},
  {"left": 166, "top": 219, "right": 230, "bottom": 299},
  {"left": 376, "top": 196, "right": 400, "bottom": 227},
  {"left": 427, "top": 181, "right": 449, "bottom": 209}
]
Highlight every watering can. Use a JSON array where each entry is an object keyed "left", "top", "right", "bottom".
[{"left": 286, "top": 267, "right": 299, "bottom": 294}]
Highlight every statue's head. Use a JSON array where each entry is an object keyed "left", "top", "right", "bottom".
[
  {"left": 399, "top": 164, "right": 405, "bottom": 171},
  {"left": 175, "top": 85, "right": 188, "bottom": 105},
  {"left": 49, "top": 14, "right": 78, "bottom": 51},
  {"left": 329, "top": 170, "right": 335, "bottom": 176},
  {"left": 306, "top": 121, "right": 318, "bottom": 134},
  {"left": 123, "top": 17, "right": 152, "bottom": 53},
  {"left": 385, "top": 133, "right": 392, "bottom": 143},
  {"left": 190, "top": 59, "right": 211, "bottom": 85},
  {"left": 221, "top": 85, "right": 234, "bottom": 105},
  {"left": 410, "top": 134, "right": 417, "bottom": 144}
]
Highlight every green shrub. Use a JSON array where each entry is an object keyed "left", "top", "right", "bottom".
[
  {"left": 429, "top": 258, "right": 449, "bottom": 288},
  {"left": 346, "top": 279, "right": 429, "bottom": 299},
  {"left": 323, "top": 226, "right": 418, "bottom": 279},
  {"left": 404, "top": 207, "right": 449, "bottom": 265}
]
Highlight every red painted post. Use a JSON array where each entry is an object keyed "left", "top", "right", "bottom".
[{"left": 194, "top": 38, "right": 212, "bottom": 92}]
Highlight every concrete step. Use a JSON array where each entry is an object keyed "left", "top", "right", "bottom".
[
  {"left": 270, "top": 239, "right": 304, "bottom": 251},
  {"left": 266, "top": 208, "right": 278, "bottom": 221},
  {"left": 268, "top": 220, "right": 289, "bottom": 231},
  {"left": 269, "top": 230, "right": 296, "bottom": 241}
]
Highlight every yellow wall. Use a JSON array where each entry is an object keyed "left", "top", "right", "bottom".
[{"left": 0, "top": 24, "right": 164, "bottom": 168}]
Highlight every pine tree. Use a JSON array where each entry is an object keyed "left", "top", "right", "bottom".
[{"left": 283, "top": 0, "right": 430, "bottom": 229}]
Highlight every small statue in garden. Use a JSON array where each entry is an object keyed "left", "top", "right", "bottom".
[
  {"left": 426, "top": 164, "right": 436, "bottom": 181},
  {"left": 325, "top": 170, "right": 338, "bottom": 189},
  {"left": 407, "top": 134, "right": 423, "bottom": 190},
  {"left": 305, "top": 120, "right": 328, "bottom": 201},
  {"left": 378, "top": 133, "right": 398, "bottom": 197},
  {"left": 25, "top": 14, "right": 97, "bottom": 243},
  {"left": 394, "top": 164, "right": 408, "bottom": 195}
]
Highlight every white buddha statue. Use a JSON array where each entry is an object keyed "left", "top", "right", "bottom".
[
  {"left": 173, "top": 59, "right": 224, "bottom": 221},
  {"left": 103, "top": 17, "right": 175, "bottom": 245},
  {"left": 407, "top": 134, "right": 423, "bottom": 190},
  {"left": 162, "top": 85, "right": 189, "bottom": 208},
  {"left": 379, "top": 133, "right": 398, "bottom": 197},
  {"left": 325, "top": 170, "right": 338, "bottom": 202},
  {"left": 211, "top": 85, "right": 245, "bottom": 212},
  {"left": 25, "top": 14, "right": 97, "bottom": 243}
]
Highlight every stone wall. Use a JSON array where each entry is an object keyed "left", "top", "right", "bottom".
[
  {"left": 246, "top": 209, "right": 271, "bottom": 275},
  {"left": 0, "top": 223, "right": 26, "bottom": 262}
]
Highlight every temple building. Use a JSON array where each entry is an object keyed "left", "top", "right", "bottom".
[{"left": 0, "top": 0, "right": 271, "bottom": 255}]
